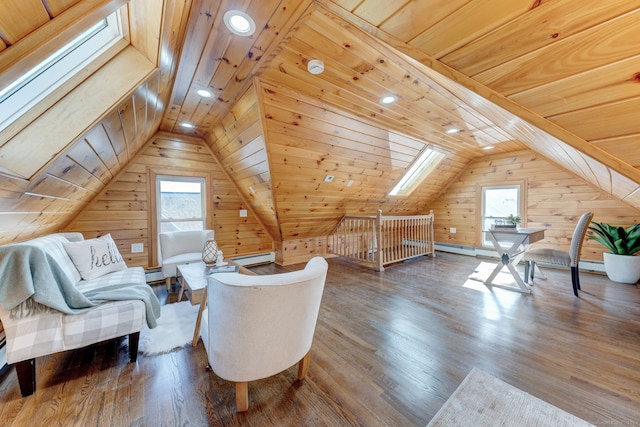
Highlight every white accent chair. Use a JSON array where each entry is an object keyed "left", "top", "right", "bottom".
[
  {"left": 159, "top": 230, "right": 214, "bottom": 291},
  {"left": 204, "top": 256, "right": 328, "bottom": 412}
]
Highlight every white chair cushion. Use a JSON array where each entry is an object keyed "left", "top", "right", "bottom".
[
  {"left": 161, "top": 253, "right": 204, "bottom": 278},
  {"left": 524, "top": 248, "right": 571, "bottom": 266}
]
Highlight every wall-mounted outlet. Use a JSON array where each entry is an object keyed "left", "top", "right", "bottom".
[
  {"left": 239, "top": 209, "right": 247, "bottom": 217},
  {"left": 131, "top": 243, "right": 144, "bottom": 253},
  {"left": 450, "top": 227, "right": 457, "bottom": 234}
]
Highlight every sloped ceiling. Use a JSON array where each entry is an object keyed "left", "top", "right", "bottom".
[
  {"left": 164, "top": 0, "right": 640, "bottom": 241},
  {"left": 0, "top": 0, "right": 639, "bottom": 245}
]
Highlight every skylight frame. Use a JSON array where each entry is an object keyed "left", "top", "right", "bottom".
[
  {"left": 389, "top": 147, "right": 446, "bottom": 196},
  {"left": 0, "top": 11, "right": 123, "bottom": 133}
]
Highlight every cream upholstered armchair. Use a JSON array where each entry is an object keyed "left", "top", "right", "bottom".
[
  {"left": 204, "top": 256, "right": 328, "bottom": 412},
  {"left": 159, "top": 230, "right": 214, "bottom": 290}
]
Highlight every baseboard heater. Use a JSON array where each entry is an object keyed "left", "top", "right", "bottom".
[
  {"left": 145, "top": 267, "right": 164, "bottom": 284},
  {"left": 434, "top": 243, "right": 605, "bottom": 273},
  {"left": 230, "top": 252, "right": 275, "bottom": 266}
]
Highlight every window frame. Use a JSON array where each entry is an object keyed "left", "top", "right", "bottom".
[
  {"left": 156, "top": 175, "right": 206, "bottom": 233},
  {"left": 0, "top": 11, "right": 124, "bottom": 134},
  {"left": 478, "top": 181, "right": 527, "bottom": 247},
  {"left": 388, "top": 146, "right": 446, "bottom": 197},
  {"left": 148, "top": 168, "right": 212, "bottom": 266}
]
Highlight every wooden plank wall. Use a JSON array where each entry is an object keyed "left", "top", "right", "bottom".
[
  {"left": 64, "top": 133, "right": 273, "bottom": 269},
  {"left": 431, "top": 150, "right": 640, "bottom": 261},
  {"left": 205, "top": 85, "right": 281, "bottom": 243},
  {"left": 258, "top": 78, "right": 468, "bottom": 240},
  {"left": 275, "top": 237, "right": 330, "bottom": 266}
]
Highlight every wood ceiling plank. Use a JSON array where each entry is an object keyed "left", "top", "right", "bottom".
[
  {"left": 197, "top": 0, "right": 313, "bottom": 129},
  {"left": 351, "top": 0, "right": 408, "bottom": 26},
  {"left": 43, "top": 0, "right": 81, "bottom": 16},
  {"left": 298, "top": 8, "right": 522, "bottom": 153},
  {"left": 408, "top": 0, "right": 533, "bottom": 59},
  {"left": 509, "top": 55, "right": 640, "bottom": 118},
  {"left": 549, "top": 97, "right": 640, "bottom": 142},
  {"left": 83, "top": 124, "right": 120, "bottom": 173},
  {"left": 475, "top": 9, "right": 640, "bottom": 96},
  {"left": 260, "top": 61, "right": 482, "bottom": 157},
  {"left": 265, "top": 124, "right": 412, "bottom": 168},
  {"left": 216, "top": 121, "right": 263, "bottom": 159},
  {"left": 29, "top": 173, "right": 93, "bottom": 200},
  {"left": 102, "top": 109, "right": 130, "bottom": 165},
  {"left": 268, "top": 142, "right": 398, "bottom": 177},
  {"left": 46, "top": 155, "right": 104, "bottom": 193},
  {"left": 223, "top": 135, "right": 267, "bottom": 170},
  {"left": 65, "top": 140, "right": 112, "bottom": 185},
  {"left": 378, "top": 0, "right": 471, "bottom": 43},
  {"left": 442, "top": 0, "right": 640, "bottom": 76},
  {"left": 132, "top": 85, "right": 148, "bottom": 151},
  {"left": 592, "top": 135, "right": 640, "bottom": 168},
  {"left": 9, "top": 193, "right": 83, "bottom": 213},
  {"left": 0, "top": 0, "right": 49, "bottom": 44},
  {"left": 164, "top": 0, "right": 221, "bottom": 109}
]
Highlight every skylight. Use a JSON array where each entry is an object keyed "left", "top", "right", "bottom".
[
  {"left": 0, "top": 11, "right": 123, "bottom": 133},
  {"left": 389, "top": 147, "right": 446, "bottom": 196}
]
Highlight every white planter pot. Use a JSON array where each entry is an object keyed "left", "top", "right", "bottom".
[{"left": 603, "top": 252, "right": 640, "bottom": 284}]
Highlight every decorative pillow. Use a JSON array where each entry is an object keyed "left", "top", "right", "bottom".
[{"left": 64, "top": 234, "right": 127, "bottom": 281}]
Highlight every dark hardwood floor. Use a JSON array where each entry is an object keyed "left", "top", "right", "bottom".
[{"left": 1, "top": 252, "right": 639, "bottom": 426}]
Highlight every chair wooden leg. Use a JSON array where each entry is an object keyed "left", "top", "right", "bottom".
[
  {"left": 129, "top": 331, "right": 140, "bottom": 362},
  {"left": 298, "top": 351, "right": 311, "bottom": 380},
  {"left": 15, "top": 358, "right": 36, "bottom": 397},
  {"left": 165, "top": 277, "right": 171, "bottom": 291},
  {"left": 235, "top": 382, "right": 249, "bottom": 412}
]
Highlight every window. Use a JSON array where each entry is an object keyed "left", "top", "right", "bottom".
[
  {"left": 389, "top": 147, "right": 446, "bottom": 196},
  {"left": 156, "top": 176, "right": 205, "bottom": 233},
  {"left": 481, "top": 185, "right": 521, "bottom": 246},
  {"left": 0, "top": 11, "right": 123, "bottom": 133}
]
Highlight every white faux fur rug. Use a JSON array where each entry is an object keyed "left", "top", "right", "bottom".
[
  {"left": 428, "top": 368, "right": 594, "bottom": 426},
  {"left": 139, "top": 301, "right": 199, "bottom": 356}
]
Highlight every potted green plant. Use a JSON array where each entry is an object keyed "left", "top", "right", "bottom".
[
  {"left": 587, "top": 222, "right": 640, "bottom": 284},
  {"left": 507, "top": 214, "right": 522, "bottom": 226}
]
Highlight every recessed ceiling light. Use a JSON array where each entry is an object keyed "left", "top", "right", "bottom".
[
  {"left": 196, "top": 89, "right": 213, "bottom": 98},
  {"left": 380, "top": 95, "right": 397, "bottom": 105},
  {"left": 223, "top": 10, "right": 256, "bottom": 36},
  {"left": 483, "top": 145, "right": 494, "bottom": 150},
  {"left": 446, "top": 128, "right": 460, "bottom": 134},
  {"left": 180, "top": 122, "right": 195, "bottom": 128}
]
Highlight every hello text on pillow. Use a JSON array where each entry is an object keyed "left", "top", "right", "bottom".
[{"left": 64, "top": 234, "right": 127, "bottom": 281}]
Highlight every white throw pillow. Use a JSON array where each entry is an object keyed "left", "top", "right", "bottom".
[{"left": 64, "top": 234, "right": 127, "bottom": 281}]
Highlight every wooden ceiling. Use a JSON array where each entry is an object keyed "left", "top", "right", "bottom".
[
  {"left": 162, "top": 0, "right": 640, "bottom": 240},
  {"left": 0, "top": 0, "right": 639, "bottom": 244}
]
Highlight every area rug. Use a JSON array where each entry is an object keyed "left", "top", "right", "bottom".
[
  {"left": 427, "top": 368, "right": 594, "bottom": 426},
  {"left": 139, "top": 301, "right": 199, "bottom": 356}
]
